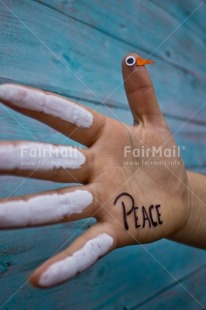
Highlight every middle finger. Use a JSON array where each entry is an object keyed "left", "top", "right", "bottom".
[{"left": 0, "top": 141, "right": 92, "bottom": 183}]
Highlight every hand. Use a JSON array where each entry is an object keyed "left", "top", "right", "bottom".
[{"left": 0, "top": 53, "right": 190, "bottom": 288}]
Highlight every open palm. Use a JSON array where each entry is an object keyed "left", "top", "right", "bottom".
[{"left": 0, "top": 53, "right": 189, "bottom": 288}]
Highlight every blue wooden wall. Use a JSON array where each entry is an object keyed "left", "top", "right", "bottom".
[{"left": 0, "top": 0, "right": 206, "bottom": 309}]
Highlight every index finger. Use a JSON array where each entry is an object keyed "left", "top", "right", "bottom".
[{"left": 0, "top": 84, "right": 106, "bottom": 146}]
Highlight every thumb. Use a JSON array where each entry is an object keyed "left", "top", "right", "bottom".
[{"left": 122, "top": 53, "right": 166, "bottom": 127}]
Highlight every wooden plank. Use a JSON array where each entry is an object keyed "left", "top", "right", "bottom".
[
  {"left": 0, "top": 1, "right": 205, "bottom": 122},
  {"left": 166, "top": 118, "right": 206, "bottom": 169},
  {"left": 38, "top": 0, "right": 206, "bottom": 77},
  {"left": 151, "top": 0, "right": 206, "bottom": 33},
  {"left": 137, "top": 264, "right": 206, "bottom": 309}
]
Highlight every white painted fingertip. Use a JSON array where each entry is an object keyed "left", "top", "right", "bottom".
[
  {"left": 0, "top": 143, "right": 86, "bottom": 170},
  {"left": 39, "top": 233, "right": 113, "bottom": 287},
  {"left": 0, "top": 84, "right": 93, "bottom": 128},
  {"left": 0, "top": 190, "right": 93, "bottom": 227}
]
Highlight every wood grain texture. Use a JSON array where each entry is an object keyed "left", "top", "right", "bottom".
[
  {"left": 0, "top": 1, "right": 206, "bottom": 121},
  {"left": 0, "top": 0, "right": 206, "bottom": 309},
  {"left": 137, "top": 264, "right": 206, "bottom": 309},
  {"left": 38, "top": 0, "right": 206, "bottom": 75}
]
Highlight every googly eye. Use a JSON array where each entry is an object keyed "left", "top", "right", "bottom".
[{"left": 125, "top": 56, "right": 136, "bottom": 67}]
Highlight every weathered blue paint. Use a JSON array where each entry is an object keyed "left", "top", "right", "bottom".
[{"left": 0, "top": 0, "right": 206, "bottom": 309}]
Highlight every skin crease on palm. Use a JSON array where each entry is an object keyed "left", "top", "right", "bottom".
[{"left": 0, "top": 52, "right": 203, "bottom": 288}]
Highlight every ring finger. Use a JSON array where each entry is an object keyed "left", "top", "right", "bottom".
[{"left": 0, "top": 184, "right": 99, "bottom": 228}]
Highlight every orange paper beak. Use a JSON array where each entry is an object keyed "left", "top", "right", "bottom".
[{"left": 136, "top": 56, "right": 155, "bottom": 66}]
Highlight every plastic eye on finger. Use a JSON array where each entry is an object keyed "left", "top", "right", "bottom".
[{"left": 125, "top": 56, "right": 136, "bottom": 66}]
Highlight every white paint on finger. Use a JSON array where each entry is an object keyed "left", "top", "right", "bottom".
[
  {"left": 0, "top": 190, "right": 93, "bottom": 227},
  {"left": 0, "top": 143, "right": 86, "bottom": 170},
  {"left": 39, "top": 233, "right": 114, "bottom": 287},
  {"left": 0, "top": 84, "right": 93, "bottom": 128}
]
